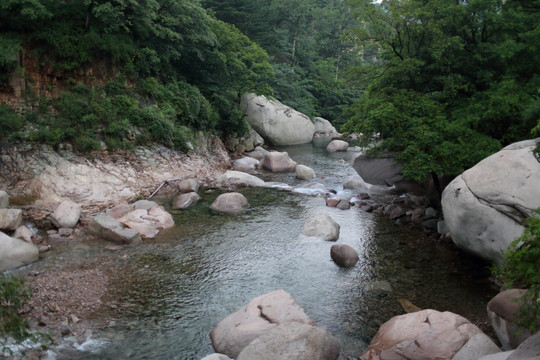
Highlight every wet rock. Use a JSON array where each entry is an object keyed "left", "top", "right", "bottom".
[
  {"left": 507, "top": 331, "right": 540, "bottom": 360},
  {"left": 88, "top": 213, "right": 142, "bottom": 244},
  {"left": 118, "top": 207, "right": 175, "bottom": 239},
  {"left": 210, "top": 193, "right": 249, "bottom": 214},
  {"left": 361, "top": 204, "right": 374, "bottom": 213},
  {"left": 358, "top": 193, "right": 370, "bottom": 200},
  {"left": 487, "top": 289, "right": 536, "bottom": 350},
  {"left": 0, "top": 190, "right": 8, "bottom": 208},
  {"left": 389, "top": 206, "right": 405, "bottom": 219},
  {"left": 210, "top": 289, "right": 316, "bottom": 358},
  {"left": 172, "top": 192, "right": 201, "bottom": 210},
  {"left": 14, "top": 225, "right": 34, "bottom": 243},
  {"left": 326, "top": 140, "right": 349, "bottom": 152},
  {"left": 217, "top": 170, "right": 266, "bottom": 188},
  {"left": 359, "top": 309, "right": 490, "bottom": 360},
  {"left": 424, "top": 207, "right": 438, "bottom": 219},
  {"left": 51, "top": 199, "right": 81, "bottom": 229},
  {"left": 179, "top": 179, "right": 200, "bottom": 193},
  {"left": 293, "top": 182, "right": 334, "bottom": 196},
  {"left": 233, "top": 157, "right": 260, "bottom": 172},
  {"left": 423, "top": 219, "right": 438, "bottom": 230},
  {"left": 326, "top": 198, "right": 340, "bottom": 207},
  {"left": 133, "top": 200, "right": 159, "bottom": 211},
  {"left": 301, "top": 213, "right": 340, "bottom": 241},
  {"left": 0, "top": 231, "right": 39, "bottom": 271},
  {"left": 237, "top": 322, "right": 340, "bottom": 360},
  {"left": 330, "top": 244, "right": 359, "bottom": 268},
  {"left": 296, "top": 164, "right": 316, "bottom": 180},
  {"left": 337, "top": 200, "right": 351, "bottom": 210},
  {"left": 106, "top": 203, "right": 135, "bottom": 219},
  {"left": 452, "top": 333, "right": 501, "bottom": 360},
  {"left": 58, "top": 228, "right": 73, "bottom": 237},
  {"left": 262, "top": 151, "right": 297, "bottom": 173},
  {"left": 247, "top": 146, "right": 269, "bottom": 161},
  {"left": 0, "top": 209, "right": 23, "bottom": 231}
]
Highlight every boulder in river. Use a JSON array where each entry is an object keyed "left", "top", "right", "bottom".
[
  {"left": 296, "top": 164, "right": 316, "bottom": 180},
  {"left": 51, "top": 199, "right": 81, "bottom": 229},
  {"left": 117, "top": 207, "right": 175, "bottom": 239},
  {"left": 442, "top": 138, "right": 540, "bottom": 265},
  {"left": 236, "top": 322, "right": 340, "bottom": 360},
  {"left": 241, "top": 93, "right": 315, "bottom": 146},
  {"left": 217, "top": 170, "right": 266, "bottom": 188},
  {"left": 172, "top": 192, "right": 201, "bottom": 210},
  {"left": 262, "top": 151, "right": 297, "bottom": 173},
  {"left": 326, "top": 140, "right": 349, "bottom": 152},
  {"left": 0, "top": 231, "right": 39, "bottom": 272},
  {"left": 313, "top": 117, "right": 338, "bottom": 134},
  {"left": 0, "top": 209, "right": 23, "bottom": 231},
  {"left": 330, "top": 244, "right": 359, "bottom": 268},
  {"left": 210, "top": 289, "right": 316, "bottom": 359},
  {"left": 88, "top": 213, "right": 142, "bottom": 244},
  {"left": 359, "top": 309, "right": 498, "bottom": 360},
  {"left": 210, "top": 192, "right": 249, "bottom": 214},
  {"left": 301, "top": 213, "right": 340, "bottom": 241},
  {"left": 0, "top": 190, "right": 8, "bottom": 208},
  {"left": 233, "top": 157, "right": 260, "bottom": 172},
  {"left": 179, "top": 178, "right": 200, "bottom": 193}
]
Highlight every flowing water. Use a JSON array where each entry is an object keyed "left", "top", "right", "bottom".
[{"left": 25, "top": 140, "right": 498, "bottom": 359}]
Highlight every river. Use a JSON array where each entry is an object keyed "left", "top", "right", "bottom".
[{"left": 23, "top": 140, "right": 498, "bottom": 359}]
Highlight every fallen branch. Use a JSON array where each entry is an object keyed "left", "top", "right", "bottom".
[{"left": 147, "top": 177, "right": 184, "bottom": 199}]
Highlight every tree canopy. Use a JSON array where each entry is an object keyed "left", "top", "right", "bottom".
[{"left": 343, "top": 0, "right": 540, "bottom": 181}]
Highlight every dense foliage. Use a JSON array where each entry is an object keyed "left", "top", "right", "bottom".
[
  {"left": 0, "top": 274, "right": 31, "bottom": 341},
  {"left": 343, "top": 0, "right": 540, "bottom": 181},
  {"left": 0, "top": 0, "right": 273, "bottom": 149},
  {"left": 202, "top": 0, "right": 364, "bottom": 125},
  {"left": 496, "top": 210, "right": 540, "bottom": 332}
]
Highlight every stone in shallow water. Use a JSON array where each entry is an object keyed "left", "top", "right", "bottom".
[{"left": 301, "top": 213, "right": 340, "bottom": 241}]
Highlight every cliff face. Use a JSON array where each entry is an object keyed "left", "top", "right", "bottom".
[
  {"left": 0, "top": 43, "right": 118, "bottom": 112},
  {"left": 0, "top": 136, "right": 231, "bottom": 210}
]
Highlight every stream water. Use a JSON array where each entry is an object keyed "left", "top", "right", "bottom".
[{"left": 23, "top": 140, "right": 498, "bottom": 359}]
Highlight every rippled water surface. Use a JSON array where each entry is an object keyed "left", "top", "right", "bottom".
[{"left": 36, "top": 141, "right": 496, "bottom": 359}]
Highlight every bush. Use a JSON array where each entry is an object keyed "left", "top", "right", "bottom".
[
  {"left": 495, "top": 209, "right": 540, "bottom": 332},
  {"left": 0, "top": 104, "right": 24, "bottom": 136},
  {"left": 0, "top": 274, "right": 31, "bottom": 341}
]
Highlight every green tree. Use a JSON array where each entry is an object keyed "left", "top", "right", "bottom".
[{"left": 344, "top": 0, "right": 539, "bottom": 185}]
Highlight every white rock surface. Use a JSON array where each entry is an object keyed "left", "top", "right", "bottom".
[
  {"left": 0, "top": 209, "right": 23, "bottom": 231},
  {"left": 261, "top": 151, "right": 297, "bottom": 173},
  {"left": 241, "top": 93, "right": 315, "bottom": 146},
  {"left": 210, "top": 193, "right": 249, "bottom": 214},
  {"left": 232, "top": 157, "right": 260, "bottom": 172},
  {"left": 0, "top": 231, "right": 39, "bottom": 271},
  {"left": 326, "top": 140, "right": 349, "bottom": 152},
  {"left": 0, "top": 190, "right": 8, "bottom": 208},
  {"left": 296, "top": 164, "right": 316, "bottom": 180},
  {"left": 442, "top": 138, "right": 540, "bottom": 264},
  {"left": 51, "top": 199, "right": 81, "bottom": 228},
  {"left": 217, "top": 171, "right": 266, "bottom": 188},
  {"left": 313, "top": 117, "right": 337, "bottom": 134}
]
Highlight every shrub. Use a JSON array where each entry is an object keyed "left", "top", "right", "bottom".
[
  {"left": 0, "top": 274, "right": 31, "bottom": 341},
  {"left": 495, "top": 209, "right": 540, "bottom": 332},
  {"left": 0, "top": 104, "right": 24, "bottom": 136}
]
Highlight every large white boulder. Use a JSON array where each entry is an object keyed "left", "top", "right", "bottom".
[
  {"left": 217, "top": 171, "right": 266, "bottom": 188},
  {"left": 442, "top": 138, "right": 540, "bottom": 265},
  {"left": 237, "top": 322, "right": 340, "bottom": 360},
  {"left": 359, "top": 309, "right": 498, "bottom": 360},
  {"left": 0, "top": 231, "right": 39, "bottom": 271},
  {"left": 241, "top": 94, "right": 315, "bottom": 146},
  {"left": 210, "top": 289, "right": 316, "bottom": 359}
]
